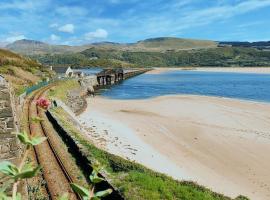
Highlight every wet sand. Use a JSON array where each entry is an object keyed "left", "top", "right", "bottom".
[{"left": 78, "top": 95, "right": 270, "bottom": 200}]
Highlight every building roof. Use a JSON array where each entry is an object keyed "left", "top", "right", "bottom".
[{"left": 53, "top": 66, "right": 71, "bottom": 74}]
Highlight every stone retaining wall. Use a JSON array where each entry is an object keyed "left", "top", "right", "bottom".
[{"left": 0, "top": 75, "right": 20, "bottom": 161}]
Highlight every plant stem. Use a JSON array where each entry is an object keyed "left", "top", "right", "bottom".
[
  {"left": 12, "top": 147, "right": 30, "bottom": 200},
  {"left": 90, "top": 186, "right": 95, "bottom": 199}
]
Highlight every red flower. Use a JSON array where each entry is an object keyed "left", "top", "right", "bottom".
[{"left": 36, "top": 97, "right": 50, "bottom": 110}]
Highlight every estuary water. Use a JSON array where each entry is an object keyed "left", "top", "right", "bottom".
[{"left": 99, "top": 70, "right": 270, "bottom": 102}]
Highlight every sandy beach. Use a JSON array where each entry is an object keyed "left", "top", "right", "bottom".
[
  {"left": 78, "top": 95, "right": 270, "bottom": 200},
  {"left": 146, "top": 67, "right": 270, "bottom": 74}
]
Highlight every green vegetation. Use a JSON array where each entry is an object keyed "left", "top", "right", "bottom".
[
  {"left": 6, "top": 37, "right": 221, "bottom": 68},
  {"left": 48, "top": 79, "right": 80, "bottom": 103},
  {"left": 0, "top": 48, "right": 52, "bottom": 94},
  {"left": 135, "top": 37, "right": 217, "bottom": 50},
  {"left": 31, "top": 53, "right": 136, "bottom": 68},
  {"left": 70, "top": 162, "right": 112, "bottom": 200},
  {"left": 0, "top": 131, "right": 46, "bottom": 200},
  {"left": 51, "top": 107, "right": 249, "bottom": 200},
  {"left": 32, "top": 46, "right": 270, "bottom": 68},
  {"left": 0, "top": 48, "right": 46, "bottom": 74},
  {"left": 7, "top": 37, "right": 270, "bottom": 68}
]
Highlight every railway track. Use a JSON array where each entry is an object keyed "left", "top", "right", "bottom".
[{"left": 25, "top": 85, "right": 82, "bottom": 200}]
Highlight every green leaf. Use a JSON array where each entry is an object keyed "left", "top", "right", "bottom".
[
  {"left": 15, "top": 131, "right": 46, "bottom": 147},
  {"left": 94, "top": 189, "right": 113, "bottom": 198},
  {"left": 29, "top": 136, "right": 47, "bottom": 146},
  {"left": 15, "top": 193, "right": 22, "bottom": 200},
  {"left": 16, "top": 132, "right": 31, "bottom": 145},
  {"left": 0, "top": 161, "right": 18, "bottom": 177},
  {"left": 89, "top": 171, "right": 104, "bottom": 184},
  {"left": 70, "top": 183, "right": 90, "bottom": 199},
  {"left": 14, "top": 163, "right": 41, "bottom": 180},
  {"left": 0, "top": 191, "right": 11, "bottom": 200},
  {"left": 91, "top": 162, "right": 102, "bottom": 172}
]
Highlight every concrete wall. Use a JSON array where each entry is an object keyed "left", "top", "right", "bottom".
[{"left": 0, "top": 75, "right": 20, "bottom": 161}]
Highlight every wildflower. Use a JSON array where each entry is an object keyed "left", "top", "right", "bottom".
[{"left": 36, "top": 97, "right": 50, "bottom": 110}]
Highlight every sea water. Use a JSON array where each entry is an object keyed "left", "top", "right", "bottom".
[{"left": 99, "top": 70, "right": 270, "bottom": 102}]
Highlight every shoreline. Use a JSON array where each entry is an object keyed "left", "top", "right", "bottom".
[
  {"left": 146, "top": 67, "right": 270, "bottom": 75},
  {"left": 78, "top": 94, "right": 270, "bottom": 200},
  {"left": 103, "top": 93, "right": 270, "bottom": 106}
]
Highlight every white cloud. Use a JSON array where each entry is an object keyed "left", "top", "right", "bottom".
[
  {"left": 60, "top": 36, "right": 83, "bottom": 45},
  {"left": 173, "top": 0, "right": 270, "bottom": 31},
  {"left": 49, "top": 23, "right": 58, "bottom": 28},
  {"left": 84, "top": 29, "right": 108, "bottom": 41},
  {"left": 115, "top": 0, "right": 270, "bottom": 39},
  {"left": 55, "top": 6, "right": 88, "bottom": 17},
  {"left": 5, "top": 34, "right": 26, "bottom": 43},
  {"left": 50, "top": 34, "right": 60, "bottom": 41},
  {"left": 0, "top": 0, "right": 50, "bottom": 11},
  {"left": 58, "top": 24, "right": 74, "bottom": 33}
]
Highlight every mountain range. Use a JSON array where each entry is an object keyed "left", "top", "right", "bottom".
[
  {"left": 3, "top": 37, "right": 270, "bottom": 68},
  {"left": 5, "top": 37, "right": 218, "bottom": 55}
]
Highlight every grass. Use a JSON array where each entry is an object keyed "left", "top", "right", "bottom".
[
  {"left": 47, "top": 79, "right": 80, "bottom": 103},
  {"left": 0, "top": 66, "right": 41, "bottom": 95},
  {"left": 0, "top": 48, "right": 53, "bottom": 95},
  {"left": 50, "top": 106, "right": 249, "bottom": 200}
]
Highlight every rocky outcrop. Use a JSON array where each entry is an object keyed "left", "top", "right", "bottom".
[
  {"left": 66, "top": 89, "right": 87, "bottom": 116},
  {"left": 0, "top": 75, "right": 20, "bottom": 161}
]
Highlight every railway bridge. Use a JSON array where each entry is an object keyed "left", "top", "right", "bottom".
[
  {"left": 96, "top": 68, "right": 124, "bottom": 86},
  {"left": 96, "top": 68, "right": 149, "bottom": 87}
]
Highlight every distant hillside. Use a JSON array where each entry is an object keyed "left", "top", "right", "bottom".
[
  {"left": 6, "top": 39, "right": 90, "bottom": 55},
  {"left": 0, "top": 48, "right": 52, "bottom": 94},
  {"left": 219, "top": 41, "right": 270, "bottom": 49},
  {"left": 32, "top": 46, "right": 270, "bottom": 68},
  {"left": 134, "top": 37, "right": 217, "bottom": 51},
  {"left": 8, "top": 37, "right": 270, "bottom": 68},
  {"left": 6, "top": 37, "right": 217, "bottom": 55}
]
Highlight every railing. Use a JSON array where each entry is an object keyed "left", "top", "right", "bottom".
[
  {"left": 25, "top": 80, "right": 50, "bottom": 95},
  {"left": 25, "top": 77, "right": 72, "bottom": 95}
]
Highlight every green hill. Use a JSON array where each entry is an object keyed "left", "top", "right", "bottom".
[
  {"left": 6, "top": 39, "right": 91, "bottom": 55},
  {"left": 7, "top": 37, "right": 270, "bottom": 68},
  {"left": 134, "top": 37, "right": 217, "bottom": 51},
  {"left": 6, "top": 37, "right": 217, "bottom": 55},
  {"left": 0, "top": 48, "right": 52, "bottom": 94},
  {"left": 31, "top": 46, "right": 270, "bottom": 68}
]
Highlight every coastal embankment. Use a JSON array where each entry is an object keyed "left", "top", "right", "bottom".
[{"left": 78, "top": 94, "right": 270, "bottom": 200}]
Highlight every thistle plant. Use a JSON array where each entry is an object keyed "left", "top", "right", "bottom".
[
  {"left": 0, "top": 98, "right": 49, "bottom": 200},
  {"left": 0, "top": 131, "right": 46, "bottom": 200},
  {"left": 70, "top": 162, "right": 112, "bottom": 200},
  {"left": 0, "top": 97, "right": 112, "bottom": 200}
]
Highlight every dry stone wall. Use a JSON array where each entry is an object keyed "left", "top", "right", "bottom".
[{"left": 0, "top": 75, "right": 20, "bottom": 161}]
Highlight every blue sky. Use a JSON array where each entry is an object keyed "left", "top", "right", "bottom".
[{"left": 0, "top": 0, "right": 270, "bottom": 45}]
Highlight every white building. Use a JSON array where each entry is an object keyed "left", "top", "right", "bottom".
[{"left": 52, "top": 66, "right": 74, "bottom": 77}]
